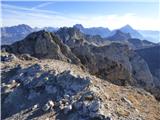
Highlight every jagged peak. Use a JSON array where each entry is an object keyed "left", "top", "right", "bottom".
[
  {"left": 114, "top": 30, "right": 130, "bottom": 36},
  {"left": 121, "top": 24, "right": 133, "bottom": 30},
  {"left": 73, "top": 24, "right": 84, "bottom": 29}
]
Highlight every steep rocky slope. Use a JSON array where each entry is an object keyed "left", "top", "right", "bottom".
[
  {"left": 1, "top": 53, "right": 160, "bottom": 120},
  {"left": 71, "top": 42, "right": 155, "bottom": 93},
  {"left": 58, "top": 28, "right": 159, "bottom": 99},
  {"left": 136, "top": 46, "right": 160, "bottom": 97},
  {"left": 127, "top": 39, "right": 156, "bottom": 50},
  {"left": 136, "top": 45, "right": 160, "bottom": 79},
  {"left": 2, "top": 30, "right": 80, "bottom": 64}
]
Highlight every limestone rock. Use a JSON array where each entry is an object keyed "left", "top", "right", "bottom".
[
  {"left": 88, "top": 100, "right": 101, "bottom": 112},
  {"left": 3, "top": 30, "right": 80, "bottom": 64},
  {"left": 71, "top": 42, "right": 156, "bottom": 95},
  {"left": 42, "top": 103, "right": 50, "bottom": 112},
  {"left": 32, "top": 104, "right": 39, "bottom": 110},
  {"left": 42, "top": 100, "right": 54, "bottom": 112},
  {"left": 63, "top": 104, "right": 72, "bottom": 114},
  {"left": 1, "top": 52, "right": 17, "bottom": 62}
]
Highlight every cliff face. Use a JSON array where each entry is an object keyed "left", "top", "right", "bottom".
[
  {"left": 136, "top": 46, "right": 160, "bottom": 99},
  {"left": 70, "top": 42, "right": 155, "bottom": 91},
  {"left": 56, "top": 28, "right": 156, "bottom": 92},
  {"left": 136, "top": 46, "right": 160, "bottom": 79}
]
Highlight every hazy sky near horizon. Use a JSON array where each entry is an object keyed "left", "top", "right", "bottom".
[{"left": 1, "top": 1, "right": 160, "bottom": 30}]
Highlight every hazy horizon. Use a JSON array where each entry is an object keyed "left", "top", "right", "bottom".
[
  {"left": 2, "top": 23, "right": 160, "bottom": 32},
  {"left": 1, "top": 1, "right": 160, "bottom": 31}
]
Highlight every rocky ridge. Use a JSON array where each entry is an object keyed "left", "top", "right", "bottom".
[
  {"left": 2, "top": 30, "right": 80, "bottom": 64},
  {"left": 1, "top": 53, "right": 160, "bottom": 120},
  {"left": 56, "top": 27, "right": 110, "bottom": 47}
]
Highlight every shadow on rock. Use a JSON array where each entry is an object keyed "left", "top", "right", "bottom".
[{"left": 1, "top": 64, "right": 91, "bottom": 120}]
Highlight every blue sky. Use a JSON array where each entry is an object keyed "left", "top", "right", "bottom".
[{"left": 1, "top": 1, "right": 160, "bottom": 30}]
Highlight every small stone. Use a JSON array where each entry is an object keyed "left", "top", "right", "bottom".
[
  {"left": 91, "top": 114, "right": 105, "bottom": 120},
  {"left": 16, "top": 83, "right": 21, "bottom": 87},
  {"left": 9, "top": 80, "right": 16, "bottom": 84},
  {"left": 88, "top": 100, "right": 101, "bottom": 112},
  {"left": 64, "top": 105, "right": 72, "bottom": 114},
  {"left": 106, "top": 116, "right": 112, "bottom": 120},
  {"left": 1, "top": 53, "right": 16, "bottom": 62},
  {"left": 64, "top": 94, "right": 70, "bottom": 100},
  {"left": 48, "top": 100, "right": 54, "bottom": 107},
  {"left": 82, "top": 92, "right": 94, "bottom": 101},
  {"left": 42, "top": 103, "right": 50, "bottom": 112},
  {"left": 60, "top": 105, "right": 65, "bottom": 110},
  {"left": 121, "top": 97, "right": 132, "bottom": 106},
  {"left": 19, "top": 73, "right": 24, "bottom": 77},
  {"left": 135, "top": 108, "right": 139, "bottom": 113},
  {"left": 5, "top": 84, "right": 12, "bottom": 88},
  {"left": 2, "top": 83, "right": 5, "bottom": 87},
  {"left": 116, "top": 107, "right": 130, "bottom": 117},
  {"left": 32, "top": 104, "right": 38, "bottom": 110},
  {"left": 73, "top": 101, "right": 83, "bottom": 110},
  {"left": 61, "top": 99, "right": 69, "bottom": 105},
  {"left": 44, "top": 77, "right": 49, "bottom": 81},
  {"left": 104, "top": 103, "right": 108, "bottom": 109}
]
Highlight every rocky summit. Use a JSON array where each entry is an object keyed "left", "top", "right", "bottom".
[
  {"left": 1, "top": 29, "right": 160, "bottom": 120},
  {"left": 2, "top": 30, "right": 80, "bottom": 64},
  {"left": 1, "top": 53, "right": 160, "bottom": 120}
]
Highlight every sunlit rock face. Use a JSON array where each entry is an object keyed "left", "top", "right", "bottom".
[{"left": 2, "top": 30, "right": 80, "bottom": 64}]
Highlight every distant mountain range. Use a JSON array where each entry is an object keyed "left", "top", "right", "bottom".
[
  {"left": 106, "top": 30, "right": 156, "bottom": 49},
  {"left": 73, "top": 24, "right": 111, "bottom": 37},
  {"left": 1, "top": 24, "right": 159, "bottom": 45},
  {"left": 1, "top": 24, "right": 34, "bottom": 45},
  {"left": 1, "top": 25, "right": 59, "bottom": 45},
  {"left": 107, "top": 30, "right": 131, "bottom": 41},
  {"left": 108, "top": 25, "right": 143, "bottom": 40},
  {"left": 138, "top": 30, "right": 160, "bottom": 43},
  {"left": 73, "top": 24, "right": 159, "bottom": 43},
  {"left": 120, "top": 25, "right": 144, "bottom": 39}
]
